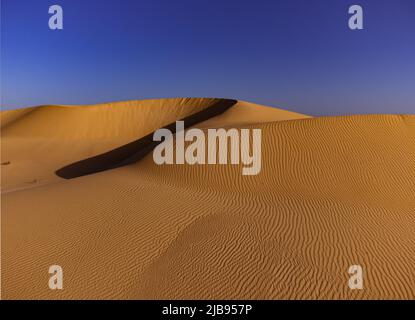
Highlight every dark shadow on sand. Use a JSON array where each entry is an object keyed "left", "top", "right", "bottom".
[{"left": 55, "top": 99, "right": 237, "bottom": 179}]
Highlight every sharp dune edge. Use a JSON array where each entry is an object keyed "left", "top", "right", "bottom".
[{"left": 1, "top": 98, "right": 414, "bottom": 299}]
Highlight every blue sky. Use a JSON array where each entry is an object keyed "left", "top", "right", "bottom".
[{"left": 1, "top": 0, "right": 414, "bottom": 115}]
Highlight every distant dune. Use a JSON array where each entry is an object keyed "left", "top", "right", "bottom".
[{"left": 1, "top": 98, "right": 414, "bottom": 299}]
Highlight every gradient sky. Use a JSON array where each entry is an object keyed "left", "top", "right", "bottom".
[{"left": 1, "top": 0, "right": 414, "bottom": 115}]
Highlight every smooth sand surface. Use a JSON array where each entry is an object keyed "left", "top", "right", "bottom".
[
  {"left": 197, "top": 100, "right": 311, "bottom": 128},
  {"left": 1, "top": 98, "right": 414, "bottom": 299},
  {"left": 0, "top": 98, "right": 222, "bottom": 192}
]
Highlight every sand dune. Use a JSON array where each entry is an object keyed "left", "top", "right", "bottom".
[
  {"left": 1, "top": 98, "right": 414, "bottom": 299},
  {"left": 0, "top": 98, "right": 229, "bottom": 191}
]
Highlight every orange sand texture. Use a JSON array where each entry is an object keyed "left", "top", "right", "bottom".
[{"left": 1, "top": 98, "right": 414, "bottom": 299}]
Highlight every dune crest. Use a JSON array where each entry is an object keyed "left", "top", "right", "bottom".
[{"left": 197, "top": 100, "right": 310, "bottom": 128}]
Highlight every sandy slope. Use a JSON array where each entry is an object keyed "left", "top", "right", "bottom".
[
  {"left": 197, "top": 100, "right": 311, "bottom": 128},
  {"left": 0, "top": 98, "right": 224, "bottom": 192},
  {"left": 1, "top": 99, "right": 414, "bottom": 299}
]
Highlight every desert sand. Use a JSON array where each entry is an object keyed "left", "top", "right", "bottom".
[{"left": 1, "top": 98, "right": 414, "bottom": 299}]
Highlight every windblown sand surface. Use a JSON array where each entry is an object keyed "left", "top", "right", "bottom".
[{"left": 1, "top": 98, "right": 414, "bottom": 299}]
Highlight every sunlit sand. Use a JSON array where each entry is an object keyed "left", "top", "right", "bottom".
[{"left": 1, "top": 98, "right": 414, "bottom": 299}]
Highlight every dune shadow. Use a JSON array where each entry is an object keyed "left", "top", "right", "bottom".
[{"left": 55, "top": 99, "right": 237, "bottom": 179}]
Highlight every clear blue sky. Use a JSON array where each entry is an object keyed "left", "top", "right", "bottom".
[{"left": 1, "top": 0, "right": 414, "bottom": 115}]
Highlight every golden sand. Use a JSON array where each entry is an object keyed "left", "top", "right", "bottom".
[{"left": 1, "top": 98, "right": 414, "bottom": 299}]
